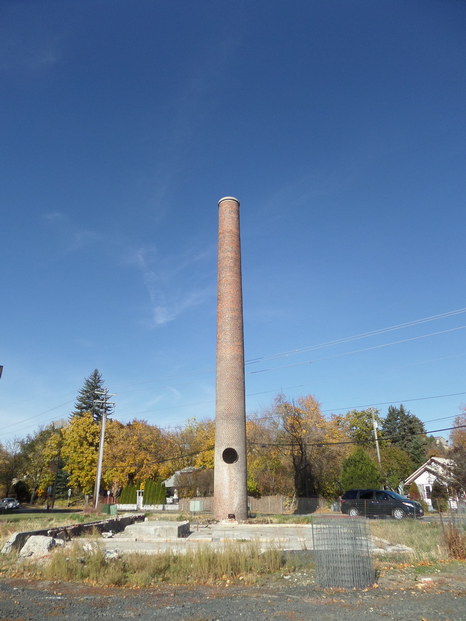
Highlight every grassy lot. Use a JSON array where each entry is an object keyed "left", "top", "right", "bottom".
[
  {"left": 0, "top": 509, "right": 110, "bottom": 546},
  {"left": 371, "top": 518, "right": 446, "bottom": 561},
  {"left": 0, "top": 510, "right": 464, "bottom": 587}
]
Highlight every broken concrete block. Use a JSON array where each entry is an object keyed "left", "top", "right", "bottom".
[{"left": 19, "top": 536, "right": 57, "bottom": 558}]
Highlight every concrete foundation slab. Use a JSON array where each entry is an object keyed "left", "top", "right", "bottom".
[{"left": 121, "top": 520, "right": 190, "bottom": 539}]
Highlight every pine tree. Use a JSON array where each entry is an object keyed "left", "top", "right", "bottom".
[
  {"left": 71, "top": 369, "right": 112, "bottom": 422},
  {"left": 382, "top": 404, "right": 427, "bottom": 467},
  {"left": 341, "top": 446, "right": 381, "bottom": 490}
]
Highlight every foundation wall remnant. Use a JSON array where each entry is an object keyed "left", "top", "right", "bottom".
[{"left": 214, "top": 196, "right": 248, "bottom": 521}]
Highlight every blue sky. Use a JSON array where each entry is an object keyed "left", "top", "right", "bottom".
[{"left": 1, "top": 0, "right": 466, "bottom": 443}]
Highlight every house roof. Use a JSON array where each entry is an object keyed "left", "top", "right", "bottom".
[
  {"left": 163, "top": 467, "right": 198, "bottom": 488},
  {"left": 404, "top": 456, "right": 455, "bottom": 486}
]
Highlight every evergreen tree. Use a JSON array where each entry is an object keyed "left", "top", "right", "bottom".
[
  {"left": 381, "top": 404, "right": 427, "bottom": 467},
  {"left": 341, "top": 446, "right": 381, "bottom": 490},
  {"left": 431, "top": 479, "right": 449, "bottom": 512},
  {"left": 71, "top": 369, "right": 112, "bottom": 422},
  {"left": 119, "top": 483, "right": 137, "bottom": 504},
  {"left": 143, "top": 479, "right": 166, "bottom": 505}
]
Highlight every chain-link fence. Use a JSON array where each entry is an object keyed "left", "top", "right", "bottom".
[{"left": 312, "top": 518, "right": 375, "bottom": 588}]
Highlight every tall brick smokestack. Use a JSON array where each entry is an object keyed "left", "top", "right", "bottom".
[{"left": 214, "top": 196, "right": 248, "bottom": 521}]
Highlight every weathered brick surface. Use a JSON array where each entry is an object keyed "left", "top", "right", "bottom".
[{"left": 214, "top": 197, "right": 248, "bottom": 521}]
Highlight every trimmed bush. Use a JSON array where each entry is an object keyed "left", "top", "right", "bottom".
[
  {"left": 119, "top": 483, "right": 137, "bottom": 504},
  {"left": 142, "top": 479, "right": 166, "bottom": 505}
]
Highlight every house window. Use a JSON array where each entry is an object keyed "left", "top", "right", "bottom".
[{"left": 425, "top": 485, "right": 431, "bottom": 499}]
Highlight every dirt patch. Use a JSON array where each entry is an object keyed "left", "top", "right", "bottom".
[{"left": 0, "top": 564, "right": 465, "bottom": 620}]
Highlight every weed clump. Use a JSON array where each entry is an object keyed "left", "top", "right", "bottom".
[
  {"left": 40, "top": 541, "right": 294, "bottom": 587},
  {"left": 442, "top": 522, "right": 466, "bottom": 560}
]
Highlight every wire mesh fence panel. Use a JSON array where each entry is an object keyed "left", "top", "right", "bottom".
[{"left": 312, "top": 518, "right": 375, "bottom": 589}]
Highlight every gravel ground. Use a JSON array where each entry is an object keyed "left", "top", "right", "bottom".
[{"left": 0, "top": 567, "right": 465, "bottom": 621}]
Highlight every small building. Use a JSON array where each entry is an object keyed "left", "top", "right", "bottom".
[
  {"left": 163, "top": 467, "right": 213, "bottom": 500},
  {"left": 404, "top": 456, "right": 457, "bottom": 510}
]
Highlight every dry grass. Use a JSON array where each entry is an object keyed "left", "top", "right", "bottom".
[
  {"left": 0, "top": 513, "right": 110, "bottom": 549},
  {"left": 440, "top": 517, "right": 466, "bottom": 560},
  {"left": 24, "top": 541, "right": 295, "bottom": 587},
  {"left": 369, "top": 517, "right": 466, "bottom": 562},
  {"left": 248, "top": 514, "right": 313, "bottom": 524},
  {"left": 3, "top": 512, "right": 465, "bottom": 587}
]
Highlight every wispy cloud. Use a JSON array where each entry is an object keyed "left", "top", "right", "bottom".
[
  {"left": 166, "top": 386, "right": 182, "bottom": 401},
  {"left": 129, "top": 245, "right": 215, "bottom": 327},
  {"left": 152, "top": 287, "right": 213, "bottom": 326},
  {"left": 42, "top": 211, "right": 103, "bottom": 252},
  {"left": 43, "top": 211, "right": 65, "bottom": 222}
]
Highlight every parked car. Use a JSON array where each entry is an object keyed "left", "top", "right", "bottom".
[
  {"left": 0, "top": 497, "right": 20, "bottom": 512},
  {"left": 340, "top": 489, "right": 424, "bottom": 519}
]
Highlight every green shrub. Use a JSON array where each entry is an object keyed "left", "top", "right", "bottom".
[
  {"left": 119, "top": 484, "right": 137, "bottom": 504},
  {"left": 142, "top": 479, "right": 166, "bottom": 505},
  {"left": 341, "top": 447, "right": 381, "bottom": 490},
  {"left": 431, "top": 479, "right": 449, "bottom": 513}
]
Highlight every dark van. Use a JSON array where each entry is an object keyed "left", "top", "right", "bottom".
[{"left": 340, "top": 489, "right": 424, "bottom": 519}]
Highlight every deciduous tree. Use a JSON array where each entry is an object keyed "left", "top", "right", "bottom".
[
  {"left": 343, "top": 408, "right": 384, "bottom": 447},
  {"left": 450, "top": 410, "right": 466, "bottom": 450},
  {"left": 269, "top": 394, "right": 351, "bottom": 498},
  {"left": 378, "top": 445, "right": 414, "bottom": 490},
  {"left": 246, "top": 417, "right": 293, "bottom": 496},
  {"left": 61, "top": 412, "right": 100, "bottom": 497},
  {"left": 18, "top": 424, "right": 63, "bottom": 503},
  {"left": 103, "top": 419, "right": 166, "bottom": 494}
]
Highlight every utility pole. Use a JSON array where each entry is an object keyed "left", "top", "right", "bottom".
[
  {"left": 370, "top": 408, "right": 382, "bottom": 468},
  {"left": 93, "top": 389, "right": 115, "bottom": 510}
]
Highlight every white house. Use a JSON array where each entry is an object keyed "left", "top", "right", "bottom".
[{"left": 404, "top": 456, "right": 457, "bottom": 510}]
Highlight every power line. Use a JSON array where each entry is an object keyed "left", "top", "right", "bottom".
[
  {"left": 321, "top": 391, "right": 466, "bottom": 413},
  {"left": 137, "top": 423, "right": 466, "bottom": 467},
  {"left": 248, "top": 325, "right": 466, "bottom": 375},
  {"left": 245, "top": 306, "right": 466, "bottom": 365},
  {"left": 248, "top": 390, "right": 466, "bottom": 423},
  {"left": 248, "top": 424, "right": 466, "bottom": 449},
  {"left": 3, "top": 306, "right": 466, "bottom": 436},
  {"left": 0, "top": 400, "right": 75, "bottom": 432},
  {"left": 3, "top": 383, "right": 465, "bottom": 439}
]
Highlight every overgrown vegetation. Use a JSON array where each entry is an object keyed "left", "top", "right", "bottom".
[
  {"left": 439, "top": 515, "right": 466, "bottom": 560},
  {"left": 370, "top": 517, "right": 466, "bottom": 562},
  {"left": 1, "top": 512, "right": 465, "bottom": 587},
  {"left": 0, "top": 512, "right": 107, "bottom": 548},
  {"left": 20, "top": 541, "right": 294, "bottom": 587}
]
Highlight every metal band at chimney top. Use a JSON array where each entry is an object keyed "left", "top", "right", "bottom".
[{"left": 213, "top": 197, "right": 248, "bottom": 521}]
